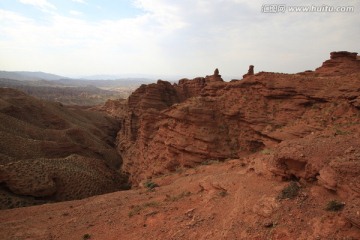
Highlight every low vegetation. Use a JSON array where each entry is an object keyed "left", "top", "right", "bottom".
[
  {"left": 278, "top": 182, "right": 300, "bottom": 200},
  {"left": 260, "top": 148, "right": 272, "bottom": 155},
  {"left": 325, "top": 200, "right": 345, "bottom": 211},
  {"left": 143, "top": 180, "right": 159, "bottom": 190},
  {"left": 218, "top": 190, "right": 228, "bottom": 197},
  {"left": 128, "top": 201, "right": 160, "bottom": 217},
  {"left": 83, "top": 233, "right": 91, "bottom": 240},
  {"left": 334, "top": 128, "right": 350, "bottom": 136},
  {"left": 165, "top": 191, "right": 192, "bottom": 202},
  {"left": 201, "top": 159, "right": 220, "bottom": 165}
]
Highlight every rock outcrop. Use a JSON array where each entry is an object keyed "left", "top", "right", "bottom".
[
  {"left": 116, "top": 78, "right": 209, "bottom": 182},
  {"left": 115, "top": 52, "right": 360, "bottom": 185},
  {"left": 315, "top": 51, "right": 360, "bottom": 75},
  {"left": 204, "top": 68, "right": 224, "bottom": 83},
  {"left": 113, "top": 52, "right": 360, "bottom": 230},
  {"left": 269, "top": 130, "right": 360, "bottom": 228},
  {"left": 243, "top": 65, "right": 254, "bottom": 78}
]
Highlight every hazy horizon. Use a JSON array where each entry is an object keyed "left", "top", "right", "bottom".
[
  {"left": 0, "top": 0, "right": 359, "bottom": 78},
  {"left": 0, "top": 69, "right": 237, "bottom": 81}
]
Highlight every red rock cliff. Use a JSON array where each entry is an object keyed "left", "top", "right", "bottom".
[{"left": 115, "top": 52, "right": 360, "bottom": 184}]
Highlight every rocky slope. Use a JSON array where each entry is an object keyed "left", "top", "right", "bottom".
[
  {"left": 0, "top": 156, "right": 359, "bottom": 239},
  {"left": 0, "top": 51, "right": 359, "bottom": 239},
  {"left": 0, "top": 88, "right": 128, "bottom": 209}
]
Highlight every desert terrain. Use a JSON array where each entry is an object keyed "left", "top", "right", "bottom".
[
  {"left": 0, "top": 51, "right": 360, "bottom": 239},
  {"left": 0, "top": 71, "right": 153, "bottom": 106}
]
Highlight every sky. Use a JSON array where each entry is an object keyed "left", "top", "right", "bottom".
[{"left": 0, "top": 0, "right": 359, "bottom": 79}]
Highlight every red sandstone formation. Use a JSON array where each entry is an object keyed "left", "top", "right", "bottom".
[
  {"left": 243, "top": 65, "right": 254, "bottom": 78},
  {"left": 0, "top": 51, "right": 360, "bottom": 239},
  {"left": 315, "top": 51, "right": 360, "bottom": 75},
  {"left": 116, "top": 69, "right": 228, "bottom": 183},
  {"left": 269, "top": 130, "right": 360, "bottom": 228},
  {"left": 115, "top": 52, "right": 360, "bottom": 185},
  {"left": 204, "top": 68, "right": 224, "bottom": 83}
]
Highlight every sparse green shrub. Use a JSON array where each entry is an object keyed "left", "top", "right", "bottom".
[
  {"left": 128, "top": 205, "right": 143, "bottom": 217},
  {"left": 260, "top": 149, "right": 272, "bottom": 155},
  {"left": 143, "top": 180, "right": 159, "bottom": 190},
  {"left": 219, "top": 124, "right": 228, "bottom": 131},
  {"left": 201, "top": 159, "right": 220, "bottom": 165},
  {"left": 218, "top": 190, "right": 228, "bottom": 197},
  {"left": 273, "top": 124, "right": 285, "bottom": 129},
  {"left": 128, "top": 201, "right": 160, "bottom": 217},
  {"left": 143, "top": 201, "right": 160, "bottom": 208},
  {"left": 335, "top": 129, "right": 349, "bottom": 135},
  {"left": 165, "top": 191, "right": 192, "bottom": 202},
  {"left": 325, "top": 200, "right": 345, "bottom": 211},
  {"left": 278, "top": 182, "right": 300, "bottom": 199},
  {"left": 83, "top": 234, "right": 91, "bottom": 240}
]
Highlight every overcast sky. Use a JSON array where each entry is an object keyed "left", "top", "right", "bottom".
[{"left": 0, "top": 0, "right": 359, "bottom": 79}]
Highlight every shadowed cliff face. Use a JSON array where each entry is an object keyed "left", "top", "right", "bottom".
[{"left": 112, "top": 52, "right": 360, "bottom": 185}]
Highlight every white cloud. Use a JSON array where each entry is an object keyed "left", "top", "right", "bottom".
[
  {"left": 18, "top": 0, "right": 56, "bottom": 10},
  {"left": 71, "top": 0, "right": 86, "bottom": 3},
  {"left": 132, "top": 0, "right": 360, "bottom": 75},
  {"left": 0, "top": 8, "right": 165, "bottom": 75},
  {"left": 0, "top": 9, "right": 33, "bottom": 23},
  {"left": 69, "top": 10, "right": 83, "bottom": 16},
  {"left": 1, "top": 0, "right": 359, "bottom": 77},
  {"left": 133, "top": 0, "right": 187, "bottom": 31}
]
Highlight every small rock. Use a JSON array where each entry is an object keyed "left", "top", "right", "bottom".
[{"left": 263, "top": 221, "right": 274, "bottom": 228}]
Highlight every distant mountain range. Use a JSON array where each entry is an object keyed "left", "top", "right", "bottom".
[
  {"left": 0, "top": 70, "right": 239, "bottom": 82},
  {"left": 0, "top": 71, "right": 67, "bottom": 81},
  {"left": 0, "top": 71, "right": 157, "bottom": 105},
  {"left": 0, "top": 71, "right": 155, "bottom": 84}
]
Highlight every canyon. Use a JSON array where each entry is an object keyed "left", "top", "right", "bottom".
[{"left": 0, "top": 51, "right": 360, "bottom": 239}]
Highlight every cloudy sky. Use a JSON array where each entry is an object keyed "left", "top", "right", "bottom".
[{"left": 0, "top": 0, "right": 359, "bottom": 79}]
